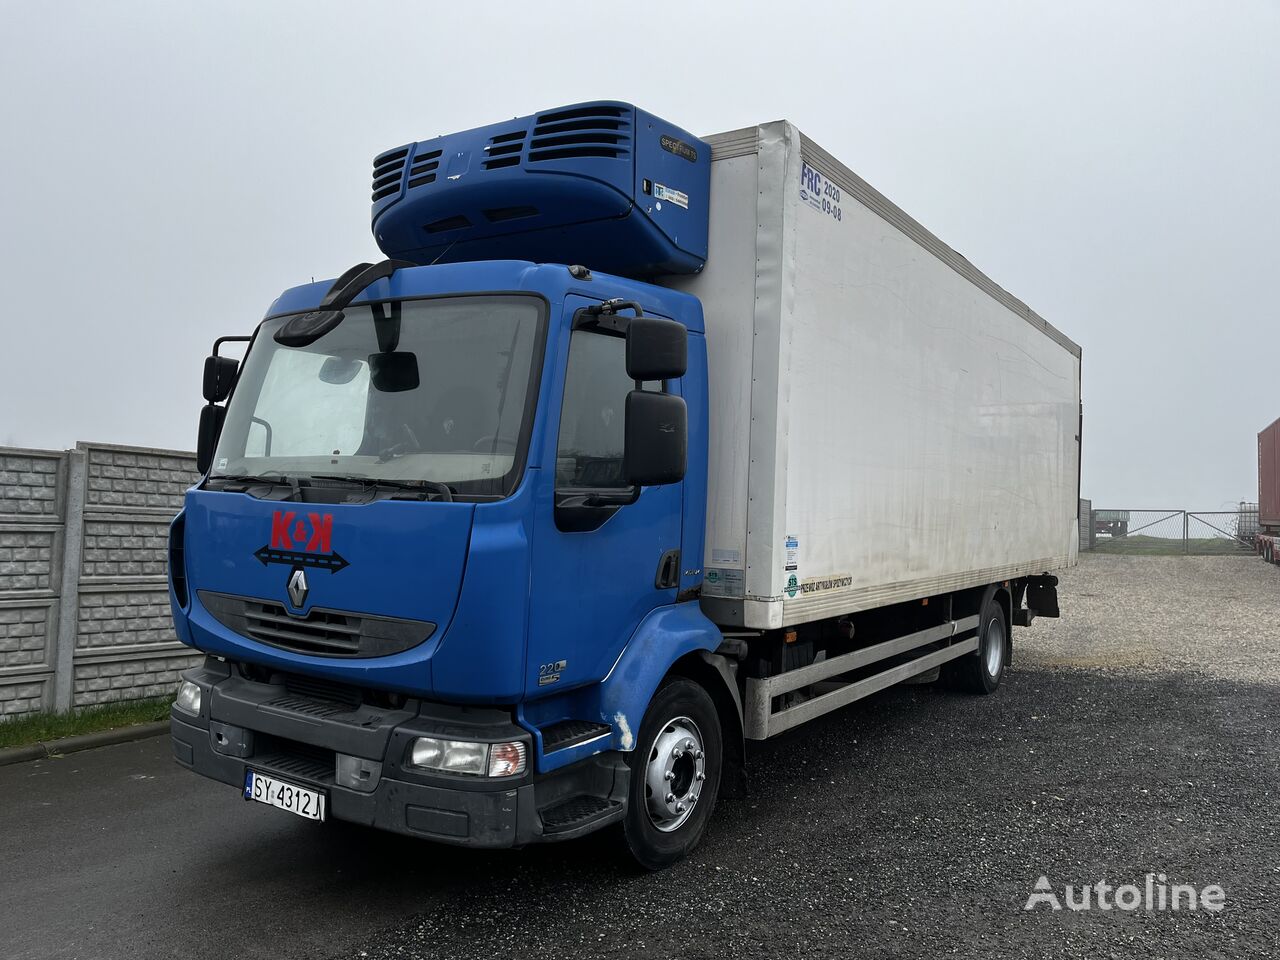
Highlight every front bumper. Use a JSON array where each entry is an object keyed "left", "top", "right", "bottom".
[{"left": 171, "top": 659, "right": 627, "bottom": 847}]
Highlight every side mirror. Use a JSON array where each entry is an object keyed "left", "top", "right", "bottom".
[
  {"left": 196, "top": 404, "right": 226, "bottom": 475},
  {"left": 623, "top": 390, "right": 686, "bottom": 486},
  {"left": 626, "top": 317, "right": 687, "bottom": 381},
  {"left": 203, "top": 356, "right": 239, "bottom": 402}
]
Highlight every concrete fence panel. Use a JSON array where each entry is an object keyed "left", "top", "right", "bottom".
[
  {"left": 0, "top": 448, "right": 67, "bottom": 717},
  {"left": 0, "top": 442, "right": 200, "bottom": 719}
]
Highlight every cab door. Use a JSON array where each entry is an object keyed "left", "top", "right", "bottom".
[{"left": 526, "top": 297, "right": 685, "bottom": 697}]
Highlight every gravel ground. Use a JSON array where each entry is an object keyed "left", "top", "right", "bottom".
[
  {"left": 1027, "top": 554, "right": 1280, "bottom": 682},
  {"left": 333, "top": 555, "right": 1280, "bottom": 960}
]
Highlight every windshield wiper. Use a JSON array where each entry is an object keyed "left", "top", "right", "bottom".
[
  {"left": 307, "top": 475, "right": 455, "bottom": 502},
  {"left": 206, "top": 473, "right": 309, "bottom": 498},
  {"left": 206, "top": 473, "right": 293, "bottom": 487}
]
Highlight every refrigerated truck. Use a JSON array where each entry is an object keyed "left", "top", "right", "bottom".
[
  {"left": 170, "top": 102, "right": 1081, "bottom": 868},
  {"left": 1258, "top": 418, "right": 1280, "bottom": 562}
]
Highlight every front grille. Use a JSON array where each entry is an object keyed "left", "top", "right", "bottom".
[
  {"left": 199, "top": 591, "right": 435, "bottom": 658},
  {"left": 528, "top": 105, "right": 631, "bottom": 163},
  {"left": 245, "top": 601, "right": 360, "bottom": 655}
]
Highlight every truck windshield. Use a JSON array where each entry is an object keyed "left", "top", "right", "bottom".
[{"left": 210, "top": 295, "right": 544, "bottom": 499}]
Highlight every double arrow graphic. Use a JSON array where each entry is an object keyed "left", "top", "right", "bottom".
[{"left": 253, "top": 546, "right": 350, "bottom": 573}]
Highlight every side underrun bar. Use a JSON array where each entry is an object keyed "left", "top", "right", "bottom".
[{"left": 744, "top": 615, "right": 981, "bottom": 738}]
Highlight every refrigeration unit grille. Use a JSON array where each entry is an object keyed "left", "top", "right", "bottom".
[{"left": 528, "top": 105, "right": 631, "bottom": 162}]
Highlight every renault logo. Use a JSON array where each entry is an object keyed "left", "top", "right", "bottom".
[{"left": 287, "top": 568, "right": 309, "bottom": 608}]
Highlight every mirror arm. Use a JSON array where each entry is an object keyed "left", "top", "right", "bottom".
[
  {"left": 250, "top": 416, "right": 273, "bottom": 457},
  {"left": 592, "top": 298, "right": 645, "bottom": 317},
  {"left": 212, "top": 335, "right": 252, "bottom": 358},
  {"left": 573, "top": 299, "right": 646, "bottom": 335}
]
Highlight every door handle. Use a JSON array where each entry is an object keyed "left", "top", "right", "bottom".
[{"left": 655, "top": 549, "right": 681, "bottom": 590}]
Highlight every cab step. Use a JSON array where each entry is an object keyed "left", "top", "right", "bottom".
[
  {"left": 540, "top": 796, "right": 623, "bottom": 836},
  {"left": 540, "top": 720, "right": 612, "bottom": 753}
]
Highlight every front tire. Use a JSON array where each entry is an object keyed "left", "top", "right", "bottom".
[
  {"left": 621, "top": 677, "right": 722, "bottom": 870},
  {"left": 945, "top": 589, "right": 1009, "bottom": 694}
]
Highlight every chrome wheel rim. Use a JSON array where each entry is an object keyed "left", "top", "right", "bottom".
[
  {"left": 643, "top": 716, "right": 706, "bottom": 833},
  {"left": 984, "top": 617, "right": 1004, "bottom": 677}
]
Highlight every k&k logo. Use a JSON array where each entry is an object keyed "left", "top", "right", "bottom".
[
  {"left": 270, "top": 511, "right": 333, "bottom": 553},
  {"left": 254, "top": 511, "right": 349, "bottom": 572}
]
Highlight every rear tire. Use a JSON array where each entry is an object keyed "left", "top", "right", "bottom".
[
  {"left": 945, "top": 589, "right": 1008, "bottom": 695},
  {"left": 620, "top": 677, "right": 722, "bottom": 871}
]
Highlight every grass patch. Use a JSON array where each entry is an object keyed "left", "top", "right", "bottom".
[
  {"left": 1090, "top": 535, "right": 1250, "bottom": 556},
  {"left": 0, "top": 697, "right": 172, "bottom": 750}
]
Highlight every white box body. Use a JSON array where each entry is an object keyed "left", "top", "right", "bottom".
[{"left": 664, "top": 122, "right": 1081, "bottom": 630}]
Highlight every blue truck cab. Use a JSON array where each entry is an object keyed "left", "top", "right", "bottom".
[{"left": 170, "top": 103, "right": 735, "bottom": 867}]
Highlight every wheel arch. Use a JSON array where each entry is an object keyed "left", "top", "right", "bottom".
[
  {"left": 942, "top": 581, "right": 1013, "bottom": 694},
  {"left": 594, "top": 603, "right": 722, "bottom": 754},
  {"left": 948, "top": 581, "right": 1013, "bottom": 667},
  {"left": 669, "top": 649, "right": 746, "bottom": 799},
  {"left": 952, "top": 581, "right": 1013, "bottom": 632}
]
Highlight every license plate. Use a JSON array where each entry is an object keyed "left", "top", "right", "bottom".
[{"left": 244, "top": 770, "right": 326, "bottom": 821}]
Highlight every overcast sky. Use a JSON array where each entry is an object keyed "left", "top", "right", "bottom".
[{"left": 1, "top": 1, "right": 1276, "bottom": 507}]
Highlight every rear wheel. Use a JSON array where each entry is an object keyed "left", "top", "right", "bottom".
[
  {"left": 945, "top": 589, "right": 1008, "bottom": 694},
  {"left": 620, "top": 677, "right": 722, "bottom": 870}
]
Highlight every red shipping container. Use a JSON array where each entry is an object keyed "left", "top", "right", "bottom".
[{"left": 1260, "top": 417, "right": 1280, "bottom": 530}]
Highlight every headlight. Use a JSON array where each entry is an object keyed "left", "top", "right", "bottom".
[
  {"left": 175, "top": 680, "right": 201, "bottom": 716},
  {"left": 409, "top": 737, "right": 487, "bottom": 776},
  {"left": 408, "top": 737, "right": 528, "bottom": 778}
]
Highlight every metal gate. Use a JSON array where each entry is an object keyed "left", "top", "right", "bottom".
[{"left": 1082, "top": 506, "right": 1258, "bottom": 555}]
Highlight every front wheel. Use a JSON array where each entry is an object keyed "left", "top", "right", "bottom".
[{"left": 621, "top": 677, "right": 722, "bottom": 870}]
